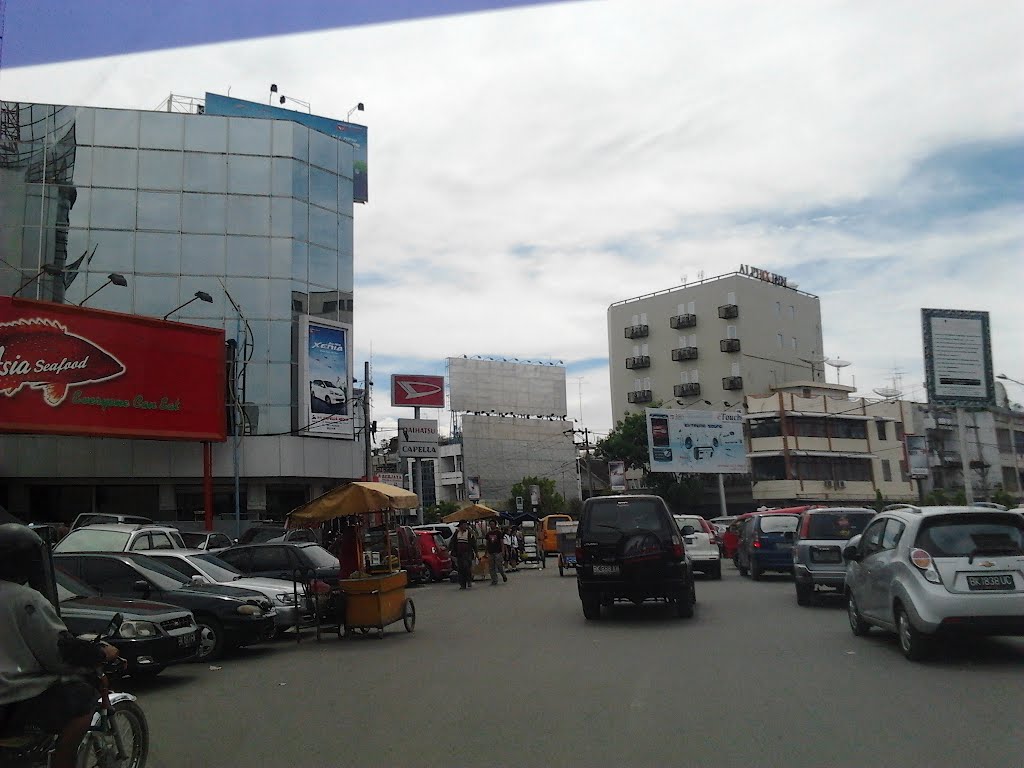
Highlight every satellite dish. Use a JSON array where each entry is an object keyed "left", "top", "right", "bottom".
[
  {"left": 873, "top": 387, "right": 901, "bottom": 399},
  {"left": 824, "top": 357, "right": 852, "bottom": 384}
]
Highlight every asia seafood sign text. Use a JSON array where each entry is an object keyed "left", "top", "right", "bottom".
[{"left": 0, "top": 297, "right": 226, "bottom": 441}]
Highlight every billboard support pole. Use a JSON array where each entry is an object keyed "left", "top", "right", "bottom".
[
  {"left": 955, "top": 407, "right": 974, "bottom": 505},
  {"left": 202, "top": 442, "right": 214, "bottom": 531},
  {"left": 414, "top": 405, "right": 423, "bottom": 522},
  {"left": 363, "top": 361, "right": 372, "bottom": 481},
  {"left": 717, "top": 473, "right": 727, "bottom": 517}
]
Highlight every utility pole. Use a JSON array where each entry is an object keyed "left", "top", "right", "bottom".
[{"left": 363, "top": 360, "right": 371, "bottom": 481}]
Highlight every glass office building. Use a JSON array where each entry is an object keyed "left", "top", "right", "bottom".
[{"left": 0, "top": 98, "right": 365, "bottom": 523}]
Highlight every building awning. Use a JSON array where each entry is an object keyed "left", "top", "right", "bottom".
[
  {"left": 746, "top": 411, "right": 876, "bottom": 421},
  {"left": 747, "top": 450, "right": 876, "bottom": 460}
]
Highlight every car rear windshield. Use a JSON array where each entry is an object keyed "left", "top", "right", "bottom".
[
  {"left": 805, "top": 512, "right": 874, "bottom": 539},
  {"left": 59, "top": 530, "right": 131, "bottom": 552},
  {"left": 585, "top": 499, "right": 671, "bottom": 537},
  {"left": 914, "top": 514, "right": 1024, "bottom": 558},
  {"left": 674, "top": 517, "right": 704, "bottom": 532},
  {"left": 195, "top": 554, "right": 244, "bottom": 581},
  {"left": 758, "top": 515, "right": 799, "bottom": 534},
  {"left": 244, "top": 527, "right": 286, "bottom": 543},
  {"left": 181, "top": 532, "right": 208, "bottom": 547}
]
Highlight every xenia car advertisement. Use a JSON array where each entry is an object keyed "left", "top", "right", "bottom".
[
  {"left": 298, "top": 315, "right": 353, "bottom": 439},
  {"left": 0, "top": 297, "right": 225, "bottom": 441},
  {"left": 646, "top": 408, "right": 748, "bottom": 474}
]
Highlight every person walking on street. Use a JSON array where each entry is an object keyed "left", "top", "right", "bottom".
[
  {"left": 452, "top": 521, "right": 478, "bottom": 589},
  {"left": 484, "top": 519, "right": 507, "bottom": 585}
]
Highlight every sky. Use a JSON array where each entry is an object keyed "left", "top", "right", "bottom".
[{"left": 3, "top": 0, "right": 1022, "bottom": 444}]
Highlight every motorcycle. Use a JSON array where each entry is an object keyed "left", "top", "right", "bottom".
[{"left": 0, "top": 612, "right": 149, "bottom": 768}]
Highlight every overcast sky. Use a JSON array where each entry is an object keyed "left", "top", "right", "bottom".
[{"left": 3, "top": 0, "right": 1022, "bottom": 442}]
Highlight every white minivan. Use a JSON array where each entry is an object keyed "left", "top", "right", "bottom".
[{"left": 674, "top": 515, "right": 722, "bottom": 579}]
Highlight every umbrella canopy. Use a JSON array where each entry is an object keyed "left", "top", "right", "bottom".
[
  {"left": 288, "top": 481, "right": 418, "bottom": 526},
  {"left": 442, "top": 503, "right": 501, "bottom": 523},
  {"left": 500, "top": 511, "right": 539, "bottom": 524}
]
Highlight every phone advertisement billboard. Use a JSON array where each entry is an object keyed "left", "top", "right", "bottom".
[
  {"left": 646, "top": 408, "right": 747, "bottom": 474},
  {"left": 298, "top": 315, "right": 353, "bottom": 439}
]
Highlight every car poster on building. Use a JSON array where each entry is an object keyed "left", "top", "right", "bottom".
[
  {"left": 466, "top": 476, "right": 481, "bottom": 501},
  {"left": 608, "top": 461, "right": 626, "bottom": 491},
  {"left": 298, "top": 315, "right": 353, "bottom": 439},
  {"left": 646, "top": 408, "right": 747, "bottom": 474}
]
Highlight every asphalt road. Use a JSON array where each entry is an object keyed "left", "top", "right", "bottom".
[{"left": 132, "top": 560, "right": 1024, "bottom": 768}]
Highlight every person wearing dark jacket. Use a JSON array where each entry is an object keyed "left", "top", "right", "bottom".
[
  {"left": 450, "top": 520, "right": 478, "bottom": 589},
  {"left": 0, "top": 524, "right": 119, "bottom": 768}
]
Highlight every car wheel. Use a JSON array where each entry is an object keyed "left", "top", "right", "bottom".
[
  {"left": 582, "top": 596, "right": 601, "bottom": 620},
  {"left": 737, "top": 556, "right": 748, "bottom": 577},
  {"left": 796, "top": 581, "right": 812, "bottom": 607},
  {"left": 896, "top": 605, "right": 933, "bottom": 661},
  {"left": 750, "top": 559, "right": 762, "bottom": 581},
  {"left": 323, "top": 396, "right": 332, "bottom": 405},
  {"left": 711, "top": 561, "right": 722, "bottom": 580},
  {"left": 193, "top": 615, "right": 225, "bottom": 662},
  {"left": 847, "top": 592, "right": 870, "bottom": 636},
  {"left": 675, "top": 586, "right": 694, "bottom": 619}
]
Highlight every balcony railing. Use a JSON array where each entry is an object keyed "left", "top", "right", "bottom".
[
  {"left": 722, "top": 376, "right": 743, "bottom": 391},
  {"left": 671, "top": 346, "right": 698, "bottom": 361},
  {"left": 674, "top": 382, "right": 701, "bottom": 397},
  {"left": 627, "top": 389, "right": 653, "bottom": 404},
  {"left": 670, "top": 313, "right": 697, "bottom": 329},
  {"left": 624, "top": 324, "right": 649, "bottom": 339},
  {"left": 718, "top": 304, "right": 739, "bottom": 319},
  {"left": 720, "top": 338, "right": 741, "bottom": 353},
  {"left": 625, "top": 356, "right": 651, "bottom": 369}
]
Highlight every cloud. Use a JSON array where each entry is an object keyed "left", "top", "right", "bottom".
[{"left": 3, "top": 0, "right": 1022, "bottom": 436}]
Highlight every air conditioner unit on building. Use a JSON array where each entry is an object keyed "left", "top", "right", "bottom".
[
  {"left": 823, "top": 480, "right": 833, "bottom": 488},
  {"left": 836, "top": 480, "right": 846, "bottom": 489}
]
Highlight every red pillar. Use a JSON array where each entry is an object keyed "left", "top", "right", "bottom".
[{"left": 203, "top": 442, "right": 214, "bottom": 531}]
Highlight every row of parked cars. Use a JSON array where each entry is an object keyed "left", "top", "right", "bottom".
[
  {"left": 714, "top": 503, "right": 1024, "bottom": 661},
  {"left": 42, "top": 514, "right": 462, "bottom": 676}
]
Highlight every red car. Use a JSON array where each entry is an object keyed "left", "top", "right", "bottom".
[{"left": 414, "top": 529, "right": 453, "bottom": 582}]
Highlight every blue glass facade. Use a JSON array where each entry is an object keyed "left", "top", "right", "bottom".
[{"left": 0, "top": 100, "right": 356, "bottom": 436}]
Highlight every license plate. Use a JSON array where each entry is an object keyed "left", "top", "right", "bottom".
[
  {"left": 593, "top": 564, "right": 619, "bottom": 575},
  {"left": 178, "top": 631, "right": 197, "bottom": 647},
  {"left": 966, "top": 574, "right": 1014, "bottom": 591},
  {"left": 811, "top": 548, "right": 842, "bottom": 564}
]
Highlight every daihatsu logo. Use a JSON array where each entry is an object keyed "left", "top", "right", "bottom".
[{"left": 396, "top": 381, "right": 442, "bottom": 400}]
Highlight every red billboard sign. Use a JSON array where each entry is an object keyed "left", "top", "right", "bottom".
[
  {"left": 0, "top": 297, "right": 226, "bottom": 441},
  {"left": 390, "top": 374, "right": 445, "bottom": 408}
]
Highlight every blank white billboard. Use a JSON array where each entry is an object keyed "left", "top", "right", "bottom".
[{"left": 448, "top": 358, "right": 567, "bottom": 417}]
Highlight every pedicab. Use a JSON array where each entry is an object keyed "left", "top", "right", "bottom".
[
  {"left": 555, "top": 520, "right": 579, "bottom": 577},
  {"left": 442, "top": 503, "right": 501, "bottom": 581},
  {"left": 287, "top": 481, "right": 419, "bottom": 639}
]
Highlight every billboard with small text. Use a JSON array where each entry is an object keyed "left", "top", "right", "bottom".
[{"left": 646, "top": 408, "right": 747, "bottom": 474}]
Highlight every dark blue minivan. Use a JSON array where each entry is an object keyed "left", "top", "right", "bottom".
[{"left": 736, "top": 512, "right": 801, "bottom": 580}]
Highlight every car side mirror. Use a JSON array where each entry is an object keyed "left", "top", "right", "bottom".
[
  {"left": 681, "top": 525, "right": 696, "bottom": 536},
  {"left": 843, "top": 544, "right": 861, "bottom": 562},
  {"left": 132, "top": 579, "right": 150, "bottom": 594}
]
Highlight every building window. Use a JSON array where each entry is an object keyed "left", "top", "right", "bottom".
[
  {"left": 789, "top": 417, "right": 827, "bottom": 438},
  {"left": 777, "top": 333, "right": 784, "bottom": 349},
  {"left": 831, "top": 420, "right": 868, "bottom": 440},
  {"left": 751, "top": 456, "right": 787, "bottom": 480},
  {"left": 749, "top": 418, "right": 782, "bottom": 439},
  {"left": 881, "top": 459, "right": 892, "bottom": 482},
  {"left": 895, "top": 422, "right": 905, "bottom": 442},
  {"left": 791, "top": 337, "right": 798, "bottom": 351},
  {"left": 789, "top": 305, "right": 796, "bottom": 320},
  {"left": 876, "top": 420, "right": 887, "bottom": 441},
  {"left": 775, "top": 301, "right": 781, "bottom": 316}
]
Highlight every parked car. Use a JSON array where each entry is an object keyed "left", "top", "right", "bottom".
[
  {"left": 708, "top": 516, "right": 736, "bottom": 537},
  {"left": 736, "top": 511, "right": 802, "bottom": 580},
  {"left": 844, "top": 505, "right": 1024, "bottom": 661},
  {"left": 218, "top": 542, "right": 342, "bottom": 586},
  {"left": 410, "top": 523, "right": 458, "bottom": 544},
  {"left": 55, "top": 523, "right": 187, "bottom": 554},
  {"left": 792, "top": 507, "right": 876, "bottom": 605},
  {"left": 145, "top": 549, "right": 314, "bottom": 630},
  {"left": 55, "top": 551, "right": 277, "bottom": 662},
  {"left": 179, "top": 530, "right": 235, "bottom": 552},
  {"left": 70, "top": 513, "right": 153, "bottom": 531},
  {"left": 56, "top": 568, "right": 198, "bottom": 677},
  {"left": 575, "top": 495, "right": 695, "bottom": 620},
  {"left": 414, "top": 529, "right": 453, "bottom": 582},
  {"left": 674, "top": 515, "right": 722, "bottom": 579},
  {"left": 395, "top": 526, "right": 430, "bottom": 584},
  {"left": 540, "top": 514, "right": 574, "bottom": 555},
  {"left": 238, "top": 525, "right": 319, "bottom": 545}
]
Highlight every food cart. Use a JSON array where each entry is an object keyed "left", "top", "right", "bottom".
[
  {"left": 442, "top": 503, "right": 501, "bottom": 581},
  {"left": 288, "top": 481, "right": 419, "bottom": 639},
  {"left": 556, "top": 520, "right": 578, "bottom": 577}
]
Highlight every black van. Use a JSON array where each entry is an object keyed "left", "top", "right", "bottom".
[{"left": 575, "top": 495, "right": 695, "bottom": 621}]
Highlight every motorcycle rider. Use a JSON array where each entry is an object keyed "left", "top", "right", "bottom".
[{"left": 0, "top": 524, "right": 119, "bottom": 768}]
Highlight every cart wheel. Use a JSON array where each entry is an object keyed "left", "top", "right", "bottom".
[
  {"left": 403, "top": 598, "right": 416, "bottom": 633},
  {"left": 377, "top": 628, "right": 385, "bottom": 639}
]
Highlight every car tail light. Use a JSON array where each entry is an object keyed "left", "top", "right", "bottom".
[
  {"left": 671, "top": 535, "right": 684, "bottom": 559},
  {"left": 575, "top": 545, "right": 586, "bottom": 564},
  {"left": 909, "top": 548, "right": 942, "bottom": 584},
  {"left": 799, "top": 515, "right": 811, "bottom": 538},
  {"left": 753, "top": 537, "right": 762, "bottom": 549},
  {"left": 310, "top": 579, "right": 332, "bottom": 594}
]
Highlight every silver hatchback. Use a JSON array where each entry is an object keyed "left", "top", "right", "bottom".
[{"left": 844, "top": 506, "right": 1024, "bottom": 660}]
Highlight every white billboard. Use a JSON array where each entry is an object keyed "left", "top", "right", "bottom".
[
  {"left": 298, "top": 315, "right": 353, "bottom": 439},
  {"left": 646, "top": 408, "right": 747, "bottom": 474},
  {"left": 448, "top": 358, "right": 567, "bottom": 417},
  {"left": 921, "top": 308, "right": 995, "bottom": 407},
  {"left": 397, "top": 418, "right": 439, "bottom": 459}
]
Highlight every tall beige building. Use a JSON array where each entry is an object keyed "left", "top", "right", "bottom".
[{"left": 607, "top": 269, "right": 825, "bottom": 419}]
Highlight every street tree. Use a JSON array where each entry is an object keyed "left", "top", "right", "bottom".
[
  {"left": 422, "top": 500, "right": 458, "bottom": 524},
  {"left": 508, "top": 476, "right": 566, "bottom": 516}
]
